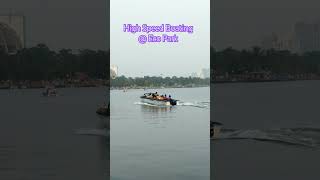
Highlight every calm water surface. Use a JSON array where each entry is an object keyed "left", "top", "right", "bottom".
[
  {"left": 111, "top": 87, "right": 210, "bottom": 180},
  {"left": 212, "top": 81, "right": 320, "bottom": 180},
  {"left": 0, "top": 87, "right": 109, "bottom": 180}
]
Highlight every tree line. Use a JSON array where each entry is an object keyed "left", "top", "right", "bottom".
[
  {"left": 1, "top": 44, "right": 320, "bottom": 82},
  {"left": 111, "top": 76, "right": 210, "bottom": 88},
  {"left": 0, "top": 44, "right": 109, "bottom": 81},
  {"left": 211, "top": 46, "right": 320, "bottom": 75}
]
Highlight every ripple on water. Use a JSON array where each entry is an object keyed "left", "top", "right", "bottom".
[{"left": 212, "top": 127, "right": 320, "bottom": 147}]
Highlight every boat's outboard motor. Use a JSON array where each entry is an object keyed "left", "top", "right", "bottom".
[
  {"left": 169, "top": 99, "right": 177, "bottom": 106},
  {"left": 211, "top": 121, "right": 223, "bottom": 138}
]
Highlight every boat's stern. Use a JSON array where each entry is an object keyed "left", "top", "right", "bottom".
[
  {"left": 169, "top": 99, "right": 177, "bottom": 106},
  {"left": 211, "top": 122, "right": 223, "bottom": 139}
]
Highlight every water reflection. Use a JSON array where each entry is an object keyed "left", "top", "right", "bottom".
[
  {"left": 97, "top": 115, "right": 110, "bottom": 129},
  {"left": 140, "top": 105, "right": 177, "bottom": 128},
  {"left": 140, "top": 105, "right": 174, "bottom": 113},
  {"left": 96, "top": 116, "right": 109, "bottom": 177},
  {"left": 97, "top": 132, "right": 109, "bottom": 177},
  {"left": 111, "top": 87, "right": 210, "bottom": 180},
  {"left": 1, "top": 88, "right": 110, "bottom": 180}
]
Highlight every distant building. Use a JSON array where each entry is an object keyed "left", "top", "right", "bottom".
[
  {"left": 261, "top": 32, "right": 297, "bottom": 52},
  {"left": 190, "top": 72, "right": 198, "bottom": 78},
  {"left": 110, "top": 65, "right": 118, "bottom": 79},
  {"left": 190, "top": 68, "right": 210, "bottom": 79},
  {"left": 261, "top": 20, "right": 320, "bottom": 53},
  {"left": 0, "top": 15, "right": 25, "bottom": 54},
  {"left": 294, "top": 21, "right": 320, "bottom": 52},
  {"left": 198, "top": 68, "right": 210, "bottom": 79}
]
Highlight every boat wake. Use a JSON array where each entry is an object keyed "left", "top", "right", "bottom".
[
  {"left": 134, "top": 101, "right": 209, "bottom": 108},
  {"left": 212, "top": 128, "right": 320, "bottom": 148},
  {"left": 134, "top": 101, "right": 166, "bottom": 107},
  {"left": 177, "top": 101, "right": 209, "bottom": 108},
  {"left": 74, "top": 128, "right": 109, "bottom": 137}
]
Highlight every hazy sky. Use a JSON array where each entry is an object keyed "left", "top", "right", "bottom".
[
  {"left": 2, "top": 0, "right": 320, "bottom": 61},
  {"left": 0, "top": 0, "right": 108, "bottom": 50},
  {"left": 110, "top": 0, "right": 210, "bottom": 77},
  {"left": 212, "top": 0, "right": 320, "bottom": 50}
]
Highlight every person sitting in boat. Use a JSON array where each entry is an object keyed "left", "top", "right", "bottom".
[
  {"left": 168, "top": 95, "right": 171, "bottom": 100},
  {"left": 151, "top": 92, "right": 159, "bottom": 99},
  {"left": 152, "top": 93, "right": 157, "bottom": 98},
  {"left": 45, "top": 87, "right": 50, "bottom": 95},
  {"left": 158, "top": 95, "right": 165, "bottom": 100}
]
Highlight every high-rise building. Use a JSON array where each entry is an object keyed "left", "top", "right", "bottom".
[
  {"left": 261, "top": 20, "right": 320, "bottom": 53},
  {"left": 110, "top": 65, "right": 118, "bottom": 79},
  {"left": 198, "top": 68, "right": 210, "bottom": 79},
  {"left": 261, "top": 32, "right": 297, "bottom": 52},
  {"left": 294, "top": 21, "right": 320, "bottom": 52},
  {"left": 0, "top": 15, "right": 25, "bottom": 54}
]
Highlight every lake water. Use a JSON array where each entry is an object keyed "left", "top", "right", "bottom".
[
  {"left": 212, "top": 80, "right": 320, "bottom": 180},
  {"left": 110, "top": 87, "right": 210, "bottom": 180},
  {"left": 0, "top": 87, "right": 109, "bottom": 180},
  {"left": 3, "top": 81, "right": 317, "bottom": 180}
]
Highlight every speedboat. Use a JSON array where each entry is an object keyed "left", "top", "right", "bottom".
[
  {"left": 96, "top": 103, "right": 110, "bottom": 116},
  {"left": 42, "top": 87, "right": 58, "bottom": 97},
  {"left": 140, "top": 93, "right": 178, "bottom": 106}
]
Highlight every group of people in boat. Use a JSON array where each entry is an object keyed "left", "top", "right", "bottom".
[{"left": 146, "top": 92, "right": 172, "bottom": 101}]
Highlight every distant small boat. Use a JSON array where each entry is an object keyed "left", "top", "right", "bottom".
[
  {"left": 140, "top": 93, "right": 178, "bottom": 106},
  {"left": 42, "top": 87, "right": 58, "bottom": 97},
  {"left": 96, "top": 103, "right": 110, "bottom": 116}
]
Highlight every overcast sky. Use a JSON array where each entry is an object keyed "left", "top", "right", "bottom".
[
  {"left": 110, "top": 0, "right": 210, "bottom": 77},
  {"left": 2, "top": 0, "right": 320, "bottom": 69},
  {"left": 212, "top": 0, "right": 320, "bottom": 50},
  {"left": 0, "top": 0, "right": 108, "bottom": 50}
]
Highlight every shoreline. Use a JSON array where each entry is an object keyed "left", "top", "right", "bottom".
[
  {"left": 1, "top": 79, "right": 320, "bottom": 90},
  {"left": 0, "top": 85, "right": 210, "bottom": 90},
  {"left": 110, "top": 85, "right": 210, "bottom": 90},
  {"left": 212, "top": 79, "right": 320, "bottom": 84},
  {"left": 0, "top": 84, "right": 109, "bottom": 90},
  {"left": 0, "top": 79, "right": 109, "bottom": 90}
]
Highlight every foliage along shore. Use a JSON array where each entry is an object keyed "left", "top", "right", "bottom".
[
  {"left": 211, "top": 46, "right": 320, "bottom": 82},
  {"left": 110, "top": 76, "right": 210, "bottom": 89},
  {"left": 2, "top": 44, "right": 320, "bottom": 87}
]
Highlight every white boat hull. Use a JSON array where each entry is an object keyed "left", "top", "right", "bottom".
[{"left": 141, "top": 98, "right": 171, "bottom": 106}]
